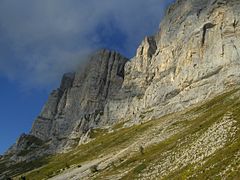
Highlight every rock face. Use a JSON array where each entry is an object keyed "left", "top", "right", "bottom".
[
  {"left": 5, "top": 0, "right": 240, "bottom": 161},
  {"left": 6, "top": 49, "right": 128, "bottom": 159},
  {"left": 34, "top": 49, "right": 127, "bottom": 150},
  {"left": 103, "top": 0, "right": 240, "bottom": 125}
]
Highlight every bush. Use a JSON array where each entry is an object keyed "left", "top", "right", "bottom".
[
  {"left": 139, "top": 145, "right": 144, "bottom": 155},
  {"left": 20, "top": 176, "right": 26, "bottom": 180},
  {"left": 90, "top": 165, "right": 98, "bottom": 173},
  {"left": 65, "top": 163, "right": 70, "bottom": 169}
]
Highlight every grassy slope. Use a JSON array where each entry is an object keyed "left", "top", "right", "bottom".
[
  {"left": 2, "top": 88, "right": 240, "bottom": 179},
  {"left": 10, "top": 119, "right": 155, "bottom": 179},
  {"left": 115, "top": 89, "right": 240, "bottom": 180}
]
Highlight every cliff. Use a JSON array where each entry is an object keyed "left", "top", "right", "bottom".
[
  {"left": 104, "top": 0, "right": 240, "bottom": 125},
  {"left": 5, "top": 49, "right": 129, "bottom": 161},
  {"left": 2, "top": 0, "right": 240, "bottom": 179}
]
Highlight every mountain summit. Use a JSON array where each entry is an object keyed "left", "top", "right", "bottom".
[{"left": 1, "top": 0, "right": 240, "bottom": 179}]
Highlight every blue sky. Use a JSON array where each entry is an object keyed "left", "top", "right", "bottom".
[{"left": 0, "top": 0, "right": 174, "bottom": 154}]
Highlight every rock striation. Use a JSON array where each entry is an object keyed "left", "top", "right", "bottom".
[{"left": 5, "top": 0, "right": 240, "bottom": 162}]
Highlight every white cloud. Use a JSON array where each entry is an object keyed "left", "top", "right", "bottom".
[{"left": 0, "top": 0, "right": 174, "bottom": 89}]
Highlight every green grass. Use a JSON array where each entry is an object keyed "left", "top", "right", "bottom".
[
  {"left": 0, "top": 157, "right": 48, "bottom": 179},
  {"left": 133, "top": 163, "right": 147, "bottom": 174},
  {"left": 112, "top": 121, "right": 125, "bottom": 130},
  {"left": 94, "top": 88, "right": 240, "bottom": 179},
  {"left": 88, "top": 128, "right": 108, "bottom": 139},
  {"left": 2, "top": 88, "right": 240, "bottom": 180},
  {"left": 13, "top": 119, "right": 154, "bottom": 179}
]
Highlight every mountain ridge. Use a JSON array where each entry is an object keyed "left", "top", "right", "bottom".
[{"left": 1, "top": 0, "right": 240, "bottom": 179}]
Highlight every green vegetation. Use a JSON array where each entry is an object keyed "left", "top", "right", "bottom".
[
  {"left": 8, "top": 116, "right": 153, "bottom": 179},
  {"left": 0, "top": 157, "right": 48, "bottom": 179},
  {"left": 133, "top": 163, "right": 147, "bottom": 174},
  {"left": 2, "top": 88, "right": 240, "bottom": 179},
  {"left": 88, "top": 128, "right": 108, "bottom": 139},
  {"left": 139, "top": 146, "right": 144, "bottom": 155},
  {"left": 90, "top": 165, "right": 98, "bottom": 173},
  {"left": 94, "top": 88, "right": 240, "bottom": 179},
  {"left": 112, "top": 121, "right": 125, "bottom": 130}
]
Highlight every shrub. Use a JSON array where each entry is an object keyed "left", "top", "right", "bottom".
[
  {"left": 65, "top": 163, "right": 70, "bottom": 169},
  {"left": 139, "top": 145, "right": 144, "bottom": 155},
  {"left": 20, "top": 176, "right": 26, "bottom": 180},
  {"left": 90, "top": 165, "right": 98, "bottom": 173}
]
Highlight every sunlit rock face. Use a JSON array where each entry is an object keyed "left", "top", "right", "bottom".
[{"left": 103, "top": 0, "right": 240, "bottom": 125}]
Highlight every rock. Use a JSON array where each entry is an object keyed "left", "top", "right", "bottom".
[
  {"left": 31, "top": 49, "right": 128, "bottom": 153},
  {"left": 4, "top": 133, "right": 44, "bottom": 162},
  {"left": 103, "top": 0, "right": 240, "bottom": 125}
]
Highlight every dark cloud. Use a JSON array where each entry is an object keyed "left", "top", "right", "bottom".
[{"left": 0, "top": 0, "right": 174, "bottom": 89}]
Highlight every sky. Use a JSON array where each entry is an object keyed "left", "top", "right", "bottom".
[{"left": 0, "top": 0, "right": 175, "bottom": 154}]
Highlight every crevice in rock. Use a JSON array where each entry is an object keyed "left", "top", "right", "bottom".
[
  {"left": 231, "top": 40, "right": 240, "bottom": 59},
  {"left": 221, "top": 44, "right": 225, "bottom": 57},
  {"left": 233, "top": 19, "right": 238, "bottom": 32},
  {"left": 200, "top": 66, "right": 223, "bottom": 81},
  {"left": 117, "top": 63, "right": 125, "bottom": 78},
  {"left": 97, "top": 52, "right": 110, "bottom": 98},
  {"left": 54, "top": 90, "right": 64, "bottom": 118},
  {"left": 201, "top": 23, "right": 216, "bottom": 46},
  {"left": 37, "top": 116, "right": 53, "bottom": 121},
  {"left": 197, "top": 8, "right": 203, "bottom": 18},
  {"left": 57, "top": 90, "right": 68, "bottom": 117},
  {"left": 104, "top": 53, "right": 116, "bottom": 99},
  {"left": 164, "top": 89, "right": 181, "bottom": 101}
]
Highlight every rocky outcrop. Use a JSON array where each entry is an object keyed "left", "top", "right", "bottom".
[
  {"left": 103, "top": 0, "right": 240, "bottom": 125},
  {"left": 4, "top": 133, "right": 44, "bottom": 162}
]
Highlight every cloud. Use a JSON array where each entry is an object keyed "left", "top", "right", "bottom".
[{"left": 0, "top": 0, "right": 174, "bottom": 89}]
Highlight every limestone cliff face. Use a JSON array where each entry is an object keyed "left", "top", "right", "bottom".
[
  {"left": 6, "top": 0, "right": 240, "bottom": 161},
  {"left": 34, "top": 49, "right": 127, "bottom": 149},
  {"left": 31, "top": 50, "right": 127, "bottom": 144},
  {"left": 103, "top": 0, "right": 240, "bottom": 125},
  {"left": 5, "top": 50, "right": 128, "bottom": 160}
]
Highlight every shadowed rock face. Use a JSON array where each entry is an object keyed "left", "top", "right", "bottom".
[
  {"left": 5, "top": 0, "right": 240, "bottom": 162},
  {"left": 30, "top": 50, "right": 128, "bottom": 143},
  {"left": 5, "top": 50, "right": 128, "bottom": 159}
]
